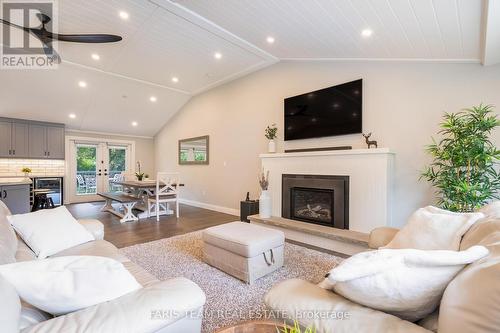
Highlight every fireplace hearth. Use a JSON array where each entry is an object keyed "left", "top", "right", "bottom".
[{"left": 282, "top": 174, "right": 349, "bottom": 229}]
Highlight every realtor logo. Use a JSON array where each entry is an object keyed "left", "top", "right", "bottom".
[{"left": 1, "top": 0, "right": 58, "bottom": 69}]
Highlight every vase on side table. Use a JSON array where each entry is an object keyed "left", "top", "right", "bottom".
[
  {"left": 259, "top": 190, "right": 272, "bottom": 218},
  {"left": 268, "top": 140, "right": 276, "bottom": 153}
]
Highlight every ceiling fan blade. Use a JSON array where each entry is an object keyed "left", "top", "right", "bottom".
[
  {"left": 0, "top": 18, "right": 30, "bottom": 32},
  {"left": 42, "top": 41, "right": 61, "bottom": 64},
  {"left": 50, "top": 33, "right": 122, "bottom": 43}
]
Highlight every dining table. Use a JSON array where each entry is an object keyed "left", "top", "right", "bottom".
[{"left": 113, "top": 179, "right": 184, "bottom": 219}]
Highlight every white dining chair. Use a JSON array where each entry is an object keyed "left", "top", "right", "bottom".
[{"left": 147, "top": 172, "right": 180, "bottom": 221}]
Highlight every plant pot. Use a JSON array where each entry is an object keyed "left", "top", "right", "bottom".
[
  {"left": 259, "top": 190, "right": 272, "bottom": 218},
  {"left": 268, "top": 140, "right": 276, "bottom": 153}
]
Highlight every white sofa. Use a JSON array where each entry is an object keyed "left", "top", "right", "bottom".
[
  {"left": 264, "top": 207, "right": 500, "bottom": 333},
  {"left": 0, "top": 201, "right": 206, "bottom": 333}
]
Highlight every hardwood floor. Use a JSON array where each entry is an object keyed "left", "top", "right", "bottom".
[{"left": 66, "top": 202, "right": 238, "bottom": 248}]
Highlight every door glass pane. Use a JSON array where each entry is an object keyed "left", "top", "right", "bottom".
[
  {"left": 108, "top": 147, "right": 127, "bottom": 193},
  {"left": 76, "top": 145, "right": 97, "bottom": 195}
]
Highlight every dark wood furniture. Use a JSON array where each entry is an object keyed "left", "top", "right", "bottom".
[
  {"left": 32, "top": 189, "right": 55, "bottom": 211},
  {"left": 240, "top": 200, "right": 259, "bottom": 222}
]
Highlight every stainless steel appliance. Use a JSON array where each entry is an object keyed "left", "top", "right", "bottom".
[{"left": 32, "top": 177, "right": 64, "bottom": 206}]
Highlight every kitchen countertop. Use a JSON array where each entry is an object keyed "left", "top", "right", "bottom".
[{"left": 0, "top": 177, "right": 33, "bottom": 186}]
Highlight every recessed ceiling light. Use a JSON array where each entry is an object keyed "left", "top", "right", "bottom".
[
  {"left": 361, "top": 29, "right": 373, "bottom": 38},
  {"left": 131, "top": 121, "right": 138, "bottom": 127},
  {"left": 68, "top": 113, "right": 76, "bottom": 119},
  {"left": 149, "top": 96, "right": 157, "bottom": 102},
  {"left": 78, "top": 81, "right": 87, "bottom": 88},
  {"left": 266, "top": 36, "right": 275, "bottom": 44},
  {"left": 91, "top": 53, "right": 100, "bottom": 60},
  {"left": 214, "top": 52, "right": 222, "bottom": 60},
  {"left": 171, "top": 77, "right": 179, "bottom": 83},
  {"left": 119, "top": 11, "right": 129, "bottom": 20}
]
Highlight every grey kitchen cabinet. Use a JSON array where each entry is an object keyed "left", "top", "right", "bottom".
[
  {"left": 0, "top": 121, "right": 12, "bottom": 158},
  {"left": 0, "top": 117, "right": 65, "bottom": 159},
  {"left": 0, "top": 184, "right": 30, "bottom": 214},
  {"left": 0, "top": 120, "right": 29, "bottom": 158},
  {"left": 11, "top": 122, "right": 29, "bottom": 157},
  {"left": 28, "top": 124, "right": 65, "bottom": 159},
  {"left": 46, "top": 126, "right": 65, "bottom": 159},
  {"left": 29, "top": 124, "right": 48, "bottom": 158}
]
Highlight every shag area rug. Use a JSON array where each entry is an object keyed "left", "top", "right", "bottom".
[{"left": 120, "top": 231, "right": 342, "bottom": 333}]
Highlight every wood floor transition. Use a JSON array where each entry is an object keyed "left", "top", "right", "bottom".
[{"left": 66, "top": 202, "right": 238, "bottom": 248}]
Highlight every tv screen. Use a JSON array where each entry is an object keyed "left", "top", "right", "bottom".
[{"left": 284, "top": 79, "right": 362, "bottom": 141}]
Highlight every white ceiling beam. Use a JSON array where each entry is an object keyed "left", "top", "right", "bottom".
[{"left": 481, "top": 0, "right": 500, "bottom": 66}]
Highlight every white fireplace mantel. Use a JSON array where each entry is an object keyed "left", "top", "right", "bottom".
[{"left": 260, "top": 148, "right": 395, "bottom": 233}]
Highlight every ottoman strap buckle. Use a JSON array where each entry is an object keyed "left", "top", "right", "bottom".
[{"left": 263, "top": 249, "right": 275, "bottom": 266}]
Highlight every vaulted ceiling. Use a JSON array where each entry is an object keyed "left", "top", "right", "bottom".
[{"left": 0, "top": 0, "right": 495, "bottom": 137}]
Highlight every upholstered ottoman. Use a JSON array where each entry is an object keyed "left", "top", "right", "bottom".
[{"left": 202, "top": 222, "right": 285, "bottom": 284}]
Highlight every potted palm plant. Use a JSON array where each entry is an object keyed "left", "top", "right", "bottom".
[{"left": 421, "top": 104, "right": 500, "bottom": 212}]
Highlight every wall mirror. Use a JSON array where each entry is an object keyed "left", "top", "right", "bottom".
[{"left": 178, "top": 135, "right": 209, "bottom": 165}]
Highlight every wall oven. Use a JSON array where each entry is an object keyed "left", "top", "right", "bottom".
[{"left": 32, "top": 177, "right": 64, "bottom": 206}]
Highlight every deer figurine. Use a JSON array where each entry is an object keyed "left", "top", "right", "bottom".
[{"left": 363, "top": 133, "right": 378, "bottom": 149}]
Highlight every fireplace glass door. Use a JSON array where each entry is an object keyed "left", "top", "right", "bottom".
[{"left": 291, "top": 187, "right": 334, "bottom": 226}]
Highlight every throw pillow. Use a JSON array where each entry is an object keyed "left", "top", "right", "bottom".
[
  {"left": 319, "top": 246, "right": 489, "bottom": 321},
  {"left": 0, "top": 256, "right": 142, "bottom": 315},
  {"left": 7, "top": 206, "right": 94, "bottom": 259},
  {"left": 382, "top": 206, "right": 484, "bottom": 250},
  {"left": 479, "top": 201, "right": 500, "bottom": 219}
]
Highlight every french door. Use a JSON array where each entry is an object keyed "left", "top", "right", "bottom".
[{"left": 68, "top": 141, "right": 131, "bottom": 203}]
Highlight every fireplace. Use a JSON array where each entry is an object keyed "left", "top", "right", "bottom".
[{"left": 282, "top": 174, "right": 349, "bottom": 229}]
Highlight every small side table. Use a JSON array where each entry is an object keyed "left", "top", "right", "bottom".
[{"left": 240, "top": 200, "right": 259, "bottom": 222}]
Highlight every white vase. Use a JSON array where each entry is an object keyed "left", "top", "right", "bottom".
[
  {"left": 268, "top": 140, "right": 276, "bottom": 153},
  {"left": 259, "top": 190, "right": 272, "bottom": 218}
]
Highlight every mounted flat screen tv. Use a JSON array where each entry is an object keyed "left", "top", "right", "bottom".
[{"left": 284, "top": 79, "right": 362, "bottom": 141}]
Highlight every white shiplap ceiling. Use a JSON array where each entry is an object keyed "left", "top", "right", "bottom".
[
  {"left": 174, "top": 0, "right": 482, "bottom": 61},
  {"left": 0, "top": 0, "right": 492, "bottom": 136}
]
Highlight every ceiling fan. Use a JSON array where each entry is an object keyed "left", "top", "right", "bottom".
[{"left": 0, "top": 13, "right": 122, "bottom": 63}]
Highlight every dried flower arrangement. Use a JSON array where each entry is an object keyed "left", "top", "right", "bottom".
[{"left": 259, "top": 170, "right": 269, "bottom": 190}]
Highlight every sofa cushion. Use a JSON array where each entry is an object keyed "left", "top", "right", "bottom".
[
  {"left": 439, "top": 218, "right": 500, "bottom": 333},
  {"left": 0, "top": 212, "right": 17, "bottom": 265},
  {"left": 0, "top": 275, "right": 21, "bottom": 333},
  {"left": 479, "top": 201, "right": 500, "bottom": 219},
  {"left": 417, "top": 310, "right": 439, "bottom": 332},
  {"left": 122, "top": 261, "right": 158, "bottom": 287},
  {"left": 202, "top": 222, "right": 285, "bottom": 257},
  {"left": 383, "top": 206, "right": 484, "bottom": 251},
  {"left": 265, "top": 279, "right": 432, "bottom": 333},
  {"left": 21, "top": 278, "right": 206, "bottom": 333},
  {"left": 50, "top": 239, "right": 128, "bottom": 263},
  {"left": 77, "top": 219, "right": 105, "bottom": 240},
  {"left": 15, "top": 239, "right": 37, "bottom": 262},
  {"left": 19, "top": 302, "right": 52, "bottom": 331}
]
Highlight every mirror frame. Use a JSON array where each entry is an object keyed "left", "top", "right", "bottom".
[{"left": 178, "top": 135, "right": 209, "bottom": 165}]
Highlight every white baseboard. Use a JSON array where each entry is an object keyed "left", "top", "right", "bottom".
[{"left": 179, "top": 199, "right": 240, "bottom": 217}]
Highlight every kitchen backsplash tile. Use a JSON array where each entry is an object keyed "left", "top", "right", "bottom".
[{"left": 0, "top": 159, "right": 65, "bottom": 177}]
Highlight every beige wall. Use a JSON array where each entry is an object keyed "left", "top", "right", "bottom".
[
  {"left": 65, "top": 131, "right": 155, "bottom": 176},
  {"left": 154, "top": 61, "right": 500, "bottom": 226}
]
